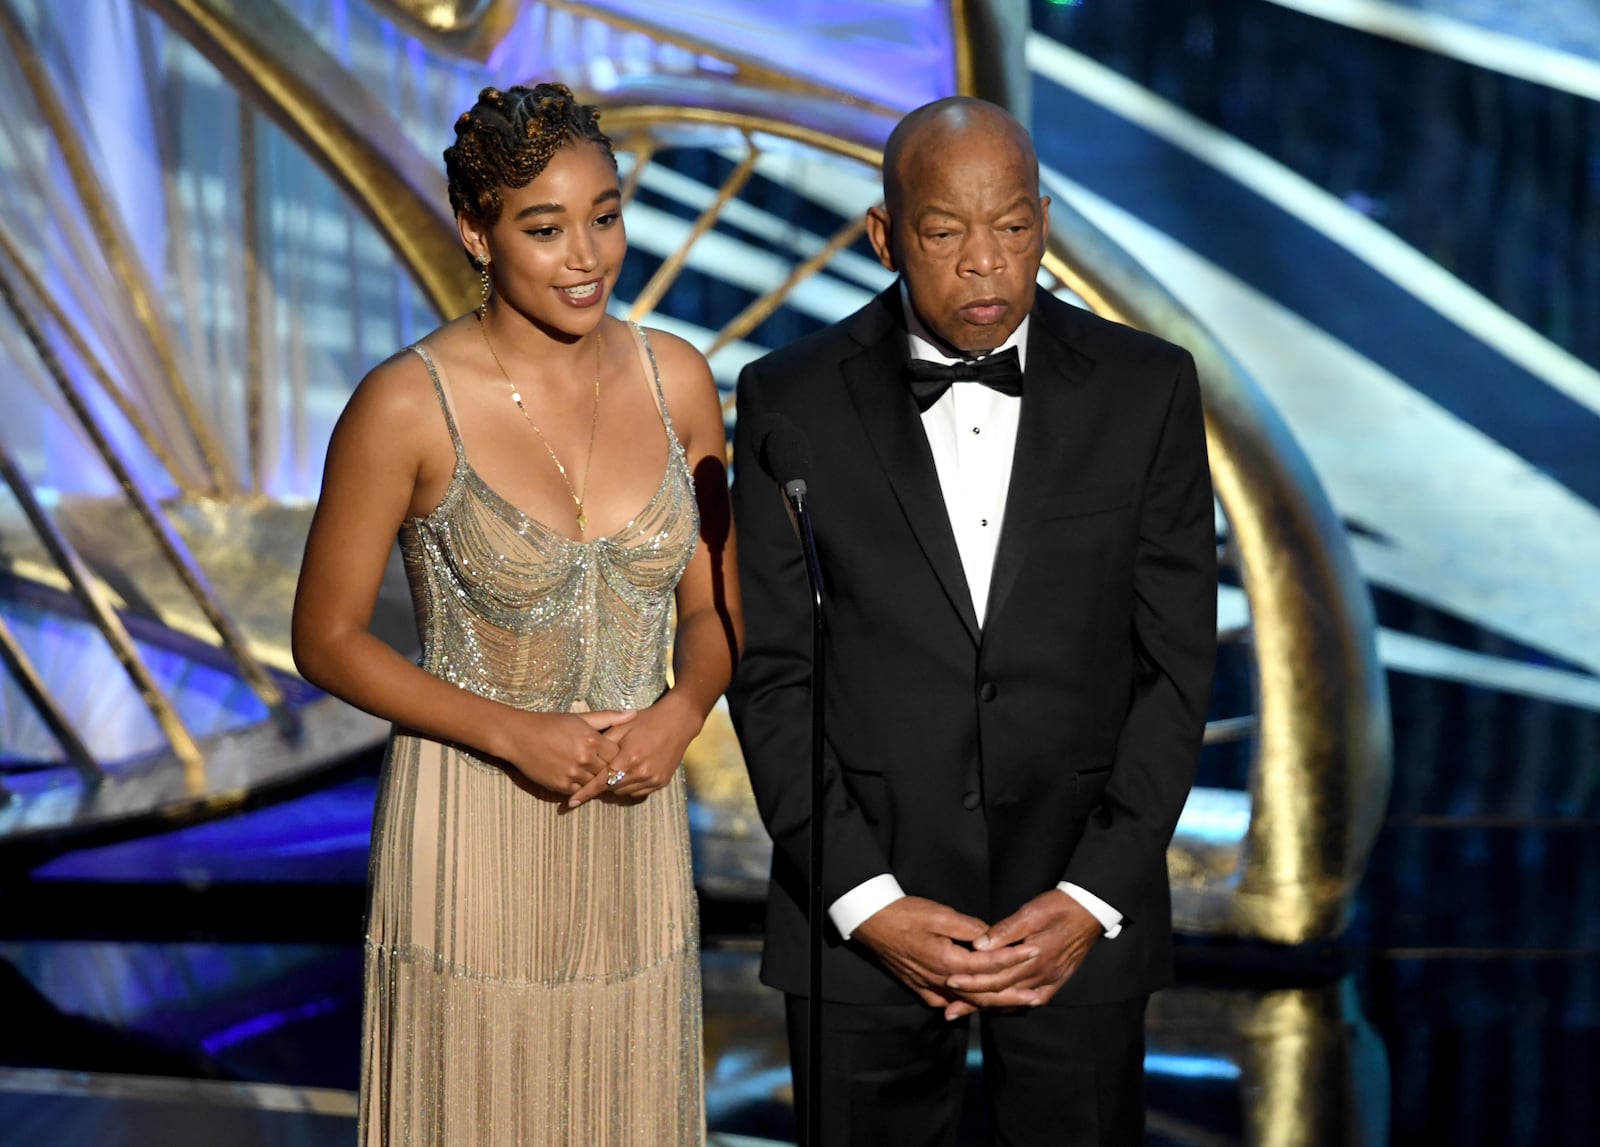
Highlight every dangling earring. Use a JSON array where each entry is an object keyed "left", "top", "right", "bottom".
[{"left": 475, "top": 253, "right": 491, "bottom": 317}]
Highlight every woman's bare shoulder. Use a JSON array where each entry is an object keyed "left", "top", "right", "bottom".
[
  {"left": 636, "top": 325, "right": 702, "bottom": 367},
  {"left": 635, "top": 325, "right": 724, "bottom": 453},
  {"left": 637, "top": 326, "right": 716, "bottom": 398},
  {"left": 338, "top": 345, "right": 443, "bottom": 440}
]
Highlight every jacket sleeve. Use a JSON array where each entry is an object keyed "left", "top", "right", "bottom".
[
  {"left": 1062, "top": 350, "right": 1217, "bottom": 918},
  {"left": 726, "top": 362, "right": 892, "bottom": 907}
]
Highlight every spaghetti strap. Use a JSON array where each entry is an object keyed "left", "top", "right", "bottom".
[
  {"left": 627, "top": 323, "right": 680, "bottom": 450},
  {"left": 407, "top": 344, "right": 466, "bottom": 463}
]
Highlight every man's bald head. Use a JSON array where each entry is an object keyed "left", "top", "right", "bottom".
[
  {"left": 881, "top": 97, "right": 1039, "bottom": 216},
  {"left": 864, "top": 97, "right": 1050, "bottom": 353}
]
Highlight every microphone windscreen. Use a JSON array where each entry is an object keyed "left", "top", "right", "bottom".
[{"left": 757, "top": 414, "right": 813, "bottom": 487}]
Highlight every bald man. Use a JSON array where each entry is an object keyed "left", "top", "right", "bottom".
[{"left": 729, "top": 98, "right": 1216, "bottom": 1145}]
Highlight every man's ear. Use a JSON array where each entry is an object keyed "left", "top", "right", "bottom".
[{"left": 865, "top": 205, "right": 897, "bottom": 272}]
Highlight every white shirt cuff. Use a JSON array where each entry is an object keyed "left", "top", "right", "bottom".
[
  {"left": 828, "top": 873, "right": 906, "bottom": 940},
  {"left": 1058, "top": 881, "right": 1123, "bottom": 939}
]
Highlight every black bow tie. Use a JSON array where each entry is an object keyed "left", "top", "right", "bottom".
[{"left": 903, "top": 346, "right": 1024, "bottom": 412}]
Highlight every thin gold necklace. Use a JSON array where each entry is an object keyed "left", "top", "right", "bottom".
[{"left": 477, "top": 311, "right": 602, "bottom": 534}]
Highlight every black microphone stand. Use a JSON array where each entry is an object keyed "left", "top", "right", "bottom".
[{"left": 781, "top": 474, "right": 826, "bottom": 1146}]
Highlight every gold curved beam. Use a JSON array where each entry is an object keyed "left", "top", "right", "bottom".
[
  {"left": 0, "top": 5, "right": 234, "bottom": 495},
  {"left": 950, "top": 0, "right": 1034, "bottom": 120},
  {"left": 602, "top": 106, "right": 885, "bottom": 168},
  {"left": 617, "top": 138, "right": 656, "bottom": 209},
  {"left": 952, "top": 0, "right": 978, "bottom": 97},
  {"left": 0, "top": 444, "right": 201, "bottom": 778},
  {"left": 0, "top": 252, "right": 298, "bottom": 742},
  {"left": 0, "top": 612, "right": 102, "bottom": 784},
  {"left": 240, "top": 106, "right": 266, "bottom": 493},
  {"left": 1040, "top": 250, "right": 1123, "bottom": 327},
  {"left": 365, "top": 0, "right": 904, "bottom": 118},
  {"left": 545, "top": 1, "right": 902, "bottom": 118},
  {"left": 0, "top": 223, "right": 191, "bottom": 496},
  {"left": 1149, "top": 980, "right": 1388, "bottom": 1147},
  {"left": 136, "top": 0, "right": 478, "bottom": 320},
  {"left": 1043, "top": 201, "right": 1392, "bottom": 942},
  {"left": 706, "top": 216, "right": 868, "bottom": 361},
  {"left": 628, "top": 136, "right": 759, "bottom": 321},
  {"left": 365, "top": 0, "right": 525, "bottom": 60}
]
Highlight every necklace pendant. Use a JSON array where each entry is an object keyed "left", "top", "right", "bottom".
[{"left": 576, "top": 510, "right": 587, "bottom": 532}]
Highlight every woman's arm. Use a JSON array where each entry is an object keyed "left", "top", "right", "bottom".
[
  {"left": 596, "top": 332, "right": 741, "bottom": 802},
  {"left": 291, "top": 354, "right": 632, "bottom": 798}
]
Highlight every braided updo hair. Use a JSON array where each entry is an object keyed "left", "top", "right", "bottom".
[{"left": 444, "top": 83, "right": 616, "bottom": 225}]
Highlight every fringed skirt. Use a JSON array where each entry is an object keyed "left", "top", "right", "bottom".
[{"left": 358, "top": 734, "right": 704, "bottom": 1145}]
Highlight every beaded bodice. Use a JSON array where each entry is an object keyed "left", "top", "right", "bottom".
[{"left": 398, "top": 327, "right": 698, "bottom": 715}]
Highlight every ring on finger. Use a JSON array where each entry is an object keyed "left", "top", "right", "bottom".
[{"left": 606, "top": 769, "right": 627, "bottom": 788}]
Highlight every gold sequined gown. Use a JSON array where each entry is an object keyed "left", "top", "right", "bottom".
[{"left": 359, "top": 327, "right": 704, "bottom": 1146}]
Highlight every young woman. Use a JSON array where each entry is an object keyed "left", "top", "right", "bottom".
[{"left": 292, "top": 84, "right": 739, "bottom": 1145}]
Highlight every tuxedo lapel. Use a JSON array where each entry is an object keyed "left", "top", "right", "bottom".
[
  {"left": 841, "top": 291, "right": 981, "bottom": 645},
  {"left": 983, "top": 295, "right": 1097, "bottom": 632}
]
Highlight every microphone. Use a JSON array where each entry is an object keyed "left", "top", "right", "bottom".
[
  {"left": 757, "top": 414, "right": 812, "bottom": 507},
  {"left": 752, "top": 411, "right": 826, "bottom": 1143}
]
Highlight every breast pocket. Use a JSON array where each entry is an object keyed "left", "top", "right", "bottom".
[{"left": 1037, "top": 483, "right": 1134, "bottom": 522}]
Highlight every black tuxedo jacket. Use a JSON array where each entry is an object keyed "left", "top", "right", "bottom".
[{"left": 727, "top": 286, "right": 1217, "bottom": 1006}]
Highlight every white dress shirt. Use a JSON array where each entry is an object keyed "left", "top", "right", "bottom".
[{"left": 827, "top": 291, "right": 1124, "bottom": 943}]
